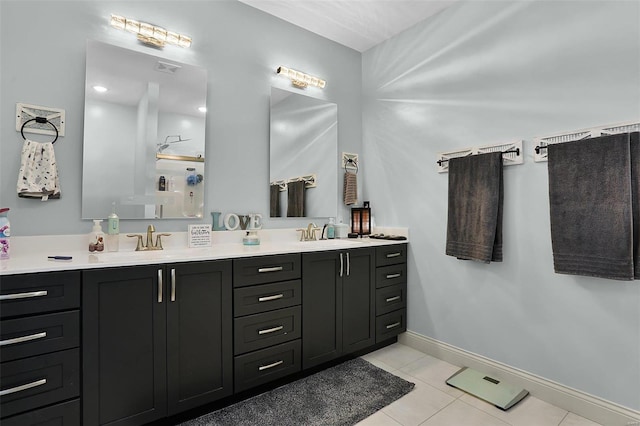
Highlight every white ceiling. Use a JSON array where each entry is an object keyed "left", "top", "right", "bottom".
[{"left": 238, "top": 0, "right": 459, "bottom": 52}]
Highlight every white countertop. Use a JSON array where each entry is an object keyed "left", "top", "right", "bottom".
[{"left": 0, "top": 227, "right": 408, "bottom": 275}]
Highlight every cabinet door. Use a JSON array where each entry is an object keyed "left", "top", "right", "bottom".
[
  {"left": 83, "top": 266, "right": 167, "bottom": 426},
  {"left": 342, "top": 248, "right": 375, "bottom": 354},
  {"left": 166, "top": 261, "right": 233, "bottom": 416},
  {"left": 302, "top": 251, "right": 342, "bottom": 369}
]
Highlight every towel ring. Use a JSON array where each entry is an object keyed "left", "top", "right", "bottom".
[
  {"left": 20, "top": 117, "right": 59, "bottom": 144},
  {"left": 344, "top": 158, "right": 358, "bottom": 173}
]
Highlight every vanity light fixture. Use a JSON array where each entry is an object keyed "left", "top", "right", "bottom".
[
  {"left": 276, "top": 66, "right": 326, "bottom": 89},
  {"left": 110, "top": 14, "right": 192, "bottom": 48}
]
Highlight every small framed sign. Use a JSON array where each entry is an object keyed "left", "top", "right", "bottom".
[{"left": 188, "top": 224, "right": 212, "bottom": 248}]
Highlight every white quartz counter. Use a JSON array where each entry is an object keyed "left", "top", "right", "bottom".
[{"left": 0, "top": 227, "right": 408, "bottom": 275}]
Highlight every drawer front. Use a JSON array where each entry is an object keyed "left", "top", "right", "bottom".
[
  {"left": 234, "top": 280, "right": 301, "bottom": 317},
  {"left": 1, "top": 398, "right": 80, "bottom": 426},
  {"left": 0, "top": 348, "right": 80, "bottom": 419},
  {"left": 0, "top": 271, "right": 80, "bottom": 319},
  {"left": 375, "top": 283, "right": 407, "bottom": 316},
  {"left": 0, "top": 311, "right": 79, "bottom": 363},
  {"left": 234, "top": 306, "right": 301, "bottom": 355},
  {"left": 375, "top": 309, "right": 407, "bottom": 344},
  {"left": 233, "top": 254, "right": 301, "bottom": 287},
  {"left": 375, "top": 245, "right": 407, "bottom": 267},
  {"left": 375, "top": 263, "right": 407, "bottom": 288},
  {"left": 234, "top": 339, "right": 301, "bottom": 393}
]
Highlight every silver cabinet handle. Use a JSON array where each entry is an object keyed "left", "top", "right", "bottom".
[
  {"left": 386, "top": 252, "right": 401, "bottom": 258},
  {"left": 340, "top": 253, "right": 344, "bottom": 277},
  {"left": 170, "top": 269, "right": 176, "bottom": 302},
  {"left": 0, "top": 331, "right": 47, "bottom": 347},
  {"left": 258, "top": 325, "right": 284, "bottom": 335},
  {"left": 386, "top": 322, "right": 401, "bottom": 329},
  {"left": 258, "top": 360, "right": 284, "bottom": 371},
  {"left": 258, "top": 294, "right": 284, "bottom": 302},
  {"left": 385, "top": 296, "right": 401, "bottom": 303},
  {"left": 386, "top": 273, "right": 401, "bottom": 279},
  {"left": 0, "top": 378, "right": 47, "bottom": 397},
  {"left": 157, "top": 269, "right": 163, "bottom": 303},
  {"left": 258, "top": 266, "right": 283, "bottom": 273},
  {"left": 0, "top": 290, "right": 47, "bottom": 301},
  {"left": 346, "top": 252, "right": 350, "bottom": 276}
]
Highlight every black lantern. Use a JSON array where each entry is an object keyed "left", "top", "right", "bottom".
[{"left": 351, "top": 201, "right": 372, "bottom": 237}]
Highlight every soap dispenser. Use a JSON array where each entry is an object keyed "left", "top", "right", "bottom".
[
  {"left": 106, "top": 202, "right": 120, "bottom": 252},
  {"left": 327, "top": 217, "right": 335, "bottom": 239},
  {"left": 89, "top": 219, "right": 105, "bottom": 253}
]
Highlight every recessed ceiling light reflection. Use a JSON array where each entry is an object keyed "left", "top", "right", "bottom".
[
  {"left": 93, "top": 85, "right": 108, "bottom": 93},
  {"left": 198, "top": 106, "right": 207, "bottom": 113}
]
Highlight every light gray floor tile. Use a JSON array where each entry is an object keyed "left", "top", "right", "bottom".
[
  {"left": 459, "top": 393, "right": 568, "bottom": 426},
  {"left": 381, "top": 376, "right": 455, "bottom": 426},
  {"left": 366, "top": 342, "right": 427, "bottom": 370},
  {"left": 559, "top": 412, "right": 604, "bottom": 426},
  {"left": 420, "top": 399, "right": 510, "bottom": 426},
  {"left": 356, "top": 410, "right": 403, "bottom": 426},
  {"left": 400, "top": 354, "right": 464, "bottom": 397}
]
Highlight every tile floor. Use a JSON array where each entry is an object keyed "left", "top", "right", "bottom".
[{"left": 357, "top": 343, "right": 603, "bottom": 426}]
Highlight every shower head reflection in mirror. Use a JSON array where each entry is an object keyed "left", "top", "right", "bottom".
[
  {"left": 269, "top": 87, "right": 338, "bottom": 218},
  {"left": 82, "top": 40, "right": 207, "bottom": 219}
]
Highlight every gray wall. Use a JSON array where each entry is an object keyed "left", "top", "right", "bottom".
[
  {"left": 362, "top": 0, "right": 640, "bottom": 410},
  {"left": 0, "top": 0, "right": 361, "bottom": 235}
]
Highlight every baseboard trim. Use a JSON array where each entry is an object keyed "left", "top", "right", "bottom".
[{"left": 399, "top": 331, "right": 640, "bottom": 426}]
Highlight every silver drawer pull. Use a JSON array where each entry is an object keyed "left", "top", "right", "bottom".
[
  {"left": 0, "top": 378, "right": 47, "bottom": 397},
  {"left": 258, "top": 325, "right": 284, "bottom": 335},
  {"left": 258, "top": 266, "right": 284, "bottom": 273},
  {"left": 386, "top": 252, "right": 402, "bottom": 258},
  {"left": 158, "top": 269, "right": 163, "bottom": 303},
  {"left": 386, "top": 322, "right": 401, "bottom": 329},
  {"left": 386, "top": 273, "right": 401, "bottom": 279},
  {"left": 0, "top": 332, "right": 47, "bottom": 347},
  {"left": 385, "top": 296, "right": 401, "bottom": 303},
  {"left": 258, "top": 360, "right": 284, "bottom": 371},
  {"left": 258, "top": 294, "right": 284, "bottom": 302},
  {"left": 0, "top": 290, "right": 48, "bottom": 301}
]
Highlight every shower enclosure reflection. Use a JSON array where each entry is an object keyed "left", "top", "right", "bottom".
[
  {"left": 269, "top": 87, "right": 338, "bottom": 218},
  {"left": 82, "top": 40, "right": 207, "bottom": 219}
]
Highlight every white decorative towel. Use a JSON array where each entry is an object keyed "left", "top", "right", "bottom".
[{"left": 17, "top": 139, "right": 61, "bottom": 200}]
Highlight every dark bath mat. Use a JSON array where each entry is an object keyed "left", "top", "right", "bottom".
[{"left": 179, "top": 357, "right": 414, "bottom": 426}]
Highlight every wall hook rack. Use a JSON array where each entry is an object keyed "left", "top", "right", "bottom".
[{"left": 436, "top": 140, "right": 523, "bottom": 173}]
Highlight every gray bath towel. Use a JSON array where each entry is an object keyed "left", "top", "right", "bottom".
[
  {"left": 287, "top": 180, "right": 306, "bottom": 217},
  {"left": 270, "top": 184, "right": 281, "bottom": 217},
  {"left": 630, "top": 132, "right": 639, "bottom": 279},
  {"left": 548, "top": 133, "right": 636, "bottom": 280},
  {"left": 446, "top": 152, "right": 503, "bottom": 263}
]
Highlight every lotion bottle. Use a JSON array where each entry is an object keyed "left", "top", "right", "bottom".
[
  {"left": 106, "top": 202, "right": 120, "bottom": 252},
  {"left": 0, "top": 208, "right": 10, "bottom": 260},
  {"left": 327, "top": 217, "right": 335, "bottom": 239},
  {"left": 89, "top": 219, "right": 105, "bottom": 253}
]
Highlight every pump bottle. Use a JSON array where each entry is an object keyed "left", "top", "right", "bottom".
[
  {"left": 89, "top": 220, "right": 105, "bottom": 253},
  {"left": 106, "top": 202, "right": 120, "bottom": 252}
]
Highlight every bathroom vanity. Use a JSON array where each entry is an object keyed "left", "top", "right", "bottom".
[{"left": 0, "top": 234, "right": 407, "bottom": 425}]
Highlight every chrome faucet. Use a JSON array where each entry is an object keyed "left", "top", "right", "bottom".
[
  {"left": 296, "top": 223, "right": 320, "bottom": 241},
  {"left": 127, "top": 225, "right": 171, "bottom": 251}
]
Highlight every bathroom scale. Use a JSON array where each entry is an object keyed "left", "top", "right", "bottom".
[{"left": 446, "top": 367, "right": 529, "bottom": 411}]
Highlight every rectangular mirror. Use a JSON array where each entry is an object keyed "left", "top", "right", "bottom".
[
  {"left": 82, "top": 40, "right": 207, "bottom": 219},
  {"left": 269, "top": 87, "right": 338, "bottom": 218}
]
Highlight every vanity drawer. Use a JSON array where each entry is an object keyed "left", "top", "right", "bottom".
[
  {"left": 1, "top": 398, "right": 80, "bottom": 426},
  {"left": 233, "top": 254, "right": 301, "bottom": 287},
  {"left": 375, "top": 263, "right": 407, "bottom": 288},
  {"left": 0, "top": 271, "right": 80, "bottom": 319},
  {"left": 375, "top": 245, "right": 407, "bottom": 267},
  {"left": 234, "top": 280, "right": 301, "bottom": 317},
  {"left": 0, "top": 311, "right": 79, "bottom": 363},
  {"left": 375, "top": 309, "right": 406, "bottom": 343},
  {"left": 234, "top": 339, "right": 301, "bottom": 393},
  {"left": 375, "top": 283, "right": 407, "bottom": 316},
  {"left": 234, "top": 306, "right": 301, "bottom": 355},
  {"left": 0, "top": 348, "right": 80, "bottom": 419}
]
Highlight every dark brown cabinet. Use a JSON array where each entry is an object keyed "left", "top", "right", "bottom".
[
  {"left": 375, "top": 245, "right": 408, "bottom": 343},
  {"left": 82, "top": 261, "right": 233, "bottom": 426},
  {"left": 302, "top": 248, "right": 375, "bottom": 369},
  {"left": 0, "top": 271, "right": 81, "bottom": 425}
]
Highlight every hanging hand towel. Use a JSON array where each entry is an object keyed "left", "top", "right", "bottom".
[
  {"left": 446, "top": 152, "right": 503, "bottom": 263},
  {"left": 631, "top": 132, "right": 639, "bottom": 279},
  {"left": 287, "top": 180, "right": 306, "bottom": 217},
  {"left": 17, "top": 139, "right": 61, "bottom": 200},
  {"left": 270, "top": 184, "right": 281, "bottom": 218},
  {"left": 548, "top": 133, "right": 636, "bottom": 280},
  {"left": 344, "top": 171, "right": 358, "bottom": 205}
]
